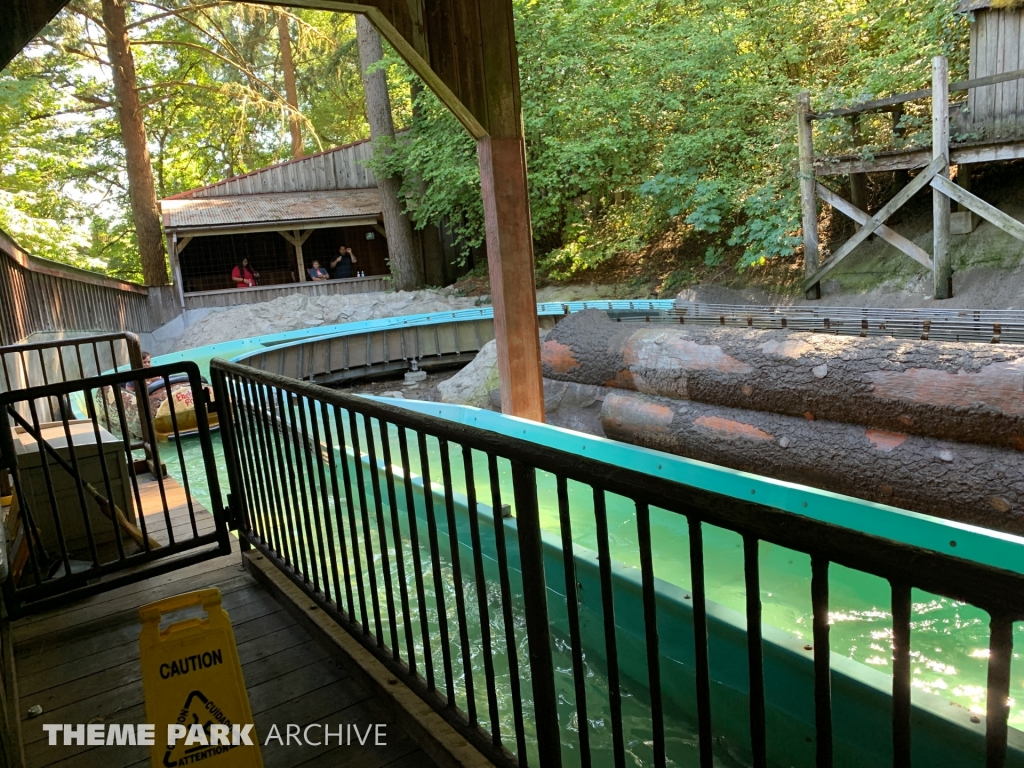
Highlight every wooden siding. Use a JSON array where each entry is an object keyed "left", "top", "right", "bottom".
[
  {"left": 966, "top": 9, "right": 1024, "bottom": 139},
  {"left": 179, "top": 140, "right": 377, "bottom": 200},
  {"left": 0, "top": 234, "right": 152, "bottom": 346},
  {"left": 184, "top": 275, "right": 389, "bottom": 311}
]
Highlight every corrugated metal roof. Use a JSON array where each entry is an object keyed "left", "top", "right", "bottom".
[
  {"left": 957, "top": 0, "right": 991, "bottom": 12},
  {"left": 160, "top": 188, "right": 381, "bottom": 231}
]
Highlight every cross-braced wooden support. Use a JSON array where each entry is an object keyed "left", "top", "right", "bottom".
[{"left": 799, "top": 56, "right": 1024, "bottom": 300}]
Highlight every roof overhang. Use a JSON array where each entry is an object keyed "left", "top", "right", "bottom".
[
  {"left": 167, "top": 217, "right": 380, "bottom": 239},
  {"left": 159, "top": 188, "right": 382, "bottom": 235}
]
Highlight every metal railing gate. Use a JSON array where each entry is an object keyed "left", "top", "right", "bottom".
[{"left": 0, "top": 359, "right": 231, "bottom": 618}]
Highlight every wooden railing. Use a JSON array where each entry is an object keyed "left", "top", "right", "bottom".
[
  {"left": 183, "top": 274, "right": 389, "bottom": 310},
  {"left": 0, "top": 230, "right": 152, "bottom": 346},
  {"left": 797, "top": 57, "right": 1024, "bottom": 301}
]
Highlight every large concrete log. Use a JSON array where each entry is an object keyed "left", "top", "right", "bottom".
[
  {"left": 542, "top": 310, "right": 1024, "bottom": 450},
  {"left": 599, "top": 389, "right": 1024, "bottom": 535}
]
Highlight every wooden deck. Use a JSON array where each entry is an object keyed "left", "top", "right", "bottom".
[
  {"left": 812, "top": 136, "right": 1024, "bottom": 176},
  {"left": 7, "top": 475, "right": 440, "bottom": 768},
  {"left": 136, "top": 472, "right": 220, "bottom": 547}
]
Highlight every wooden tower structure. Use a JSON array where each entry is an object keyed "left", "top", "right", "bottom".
[
  {"left": 797, "top": 0, "right": 1024, "bottom": 302},
  {"left": 958, "top": 0, "right": 1024, "bottom": 141}
]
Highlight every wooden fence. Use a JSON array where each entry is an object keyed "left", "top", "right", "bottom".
[
  {"left": 798, "top": 57, "right": 1024, "bottom": 300},
  {"left": 0, "top": 231, "right": 152, "bottom": 346},
  {"left": 183, "top": 274, "right": 389, "bottom": 310}
]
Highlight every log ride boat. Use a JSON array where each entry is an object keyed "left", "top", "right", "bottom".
[{"left": 94, "top": 373, "right": 219, "bottom": 442}]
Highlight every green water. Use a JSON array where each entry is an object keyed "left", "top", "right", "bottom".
[{"left": 172, "top": 421, "right": 1023, "bottom": 766}]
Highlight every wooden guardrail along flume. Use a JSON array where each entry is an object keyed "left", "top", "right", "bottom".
[{"left": 541, "top": 309, "right": 1024, "bottom": 450}]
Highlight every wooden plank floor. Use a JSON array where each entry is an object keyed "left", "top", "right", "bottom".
[
  {"left": 135, "top": 472, "right": 219, "bottom": 546},
  {"left": 10, "top": 477, "right": 440, "bottom": 768}
]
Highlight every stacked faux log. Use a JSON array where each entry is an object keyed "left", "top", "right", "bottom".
[{"left": 540, "top": 310, "right": 1024, "bottom": 534}]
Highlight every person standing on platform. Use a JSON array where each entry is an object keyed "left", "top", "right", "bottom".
[
  {"left": 231, "top": 258, "right": 259, "bottom": 288},
  {"left": 330, "top": 244, "right": 358, "bottom": 279}
]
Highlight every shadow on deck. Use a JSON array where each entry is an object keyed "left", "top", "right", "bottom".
[{"left": 7, "top": 476, "right": 441, "bottom": 768}]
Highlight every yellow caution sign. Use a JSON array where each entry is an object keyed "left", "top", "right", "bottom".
[{"left": 140, "top": 588, "right": 263, "bottom": 768}]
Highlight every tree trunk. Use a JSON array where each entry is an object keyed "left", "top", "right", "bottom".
[
  {"left": 277, "top": 12, "right": 302, "bottom": 159},
  {"left": 421, "top": 224, "right": 445, "bottom": 286},
  {"left": 599, "top": 389, "right": 1024, "bottom": 535},
  {"left": 410, "top": 81, "right": 445, "bottom": 286},
  {"left": 541, "top": 310, "right": 1024, "bottom": 450},
  {"left": 355, "top": 15, "right": 422, "bottom": 291},
  {"left": 100, "top": 0, "right": 167, "bottom": 286}
]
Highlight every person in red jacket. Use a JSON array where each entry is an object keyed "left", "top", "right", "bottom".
[{"left": 231, "top": 258, "right": 259, "bottom": 288}]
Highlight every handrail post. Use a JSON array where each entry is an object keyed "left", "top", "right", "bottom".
[
  {"left": 797, "top": 92, "right": 821, "bottom": 300},
  {"left": 509, "top": 459, "right": 562, "bottom": 767},
  {"left": 126, "top": 335, "right": 160, "bottom": 478},
  {"left": 932, "top": 56, "right": 952, "bottom": 299},
  {"left": 210, "top": 367, "right": 248, "bottom": 549}
]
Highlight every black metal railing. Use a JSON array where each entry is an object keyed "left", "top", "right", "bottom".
[
  {"left": 0, "top": 332, "right": 144, "bottom": 422},
  {"left": 0, "top": 362, "right": 230, "bottom": 617},
  {"left": 211, "top": 357, "right": 1024, "bottom": 768}
]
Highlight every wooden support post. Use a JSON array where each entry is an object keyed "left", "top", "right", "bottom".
[
  {"left": 892, "top": 106, "right": 909, "bottom": 190},
  {"left": 848, "top": 115, "right": 869, "bottom": 231},
  {"left": 294, "top": 229, "right": 306, "bottom": 281},
  {"left": 957, "top": 163, "right": 972, "bottom": 210},
  {"left": 950, "top": 163, "right": 978, "bottom": 234},
  {"left": 167, "top": 233, "right": 186, "bottom": 320},
  {"left": 280, "top": 229, "right": 310, "bottom": 281},
  {"left": 478, "top": 137, "right": 545, "bottom": 422},
  {"left": 797, "top": 92, "right": 820, "bottom": 300},
  {"left": 932, "top": 56, "right": 952, "bottom": 299}
]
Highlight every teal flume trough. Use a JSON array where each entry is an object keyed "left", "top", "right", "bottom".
[
  {"left": 146, "top": 300, "right": 1024, "bottom": 767},
  {"left": 333, "top": 398, "right": 1024, "bottom": 768}
]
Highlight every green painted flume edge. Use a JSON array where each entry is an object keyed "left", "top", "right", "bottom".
[{"left": 149, "top": 300, "right": 675, "bottom": 380}]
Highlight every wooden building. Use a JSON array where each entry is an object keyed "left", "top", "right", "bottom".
[
  {"left": 160, "top": 138, "right": 477, "bottom": 313},
  {"left": 957, "top": 0, "right": 1024, "bottom": 141},
  {"left": 160, "top": 139, "right": 396, "bottom": 311}
]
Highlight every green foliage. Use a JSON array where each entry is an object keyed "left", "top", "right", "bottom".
[
  {"left": 0, "top": 2, "right": 371, "bottom": 277},
  {"left": 377, "top": 0, "right": 968, "bottom": 278},
  {"left": 364, "top": 79, "right": 485, "bottom": 261},
  {"left": 0, "top": 0, "right": 971, "bottom": 281}
]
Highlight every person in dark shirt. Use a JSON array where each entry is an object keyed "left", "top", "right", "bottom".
[
  {"left": 308, "top": 260, "right": 330, "bottom": 281},
  {"left": 329, "top": 244, "right": 358, "bottom": 279}
]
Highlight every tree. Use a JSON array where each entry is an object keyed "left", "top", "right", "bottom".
[
  {"left": 355, "top": 15, "right": 422, "bottom": 291},
  {"left": 3, "top": 0, "right": 970, "bottom": 285},
  {"left": 277, "top": 11, "right": 302, "bottom": 159},
  {"left": 411, "top": 81, "right": 444, "bottom": 286},
  {"left": 100, "top": 0, "right": 167, "bottom": 285}
]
